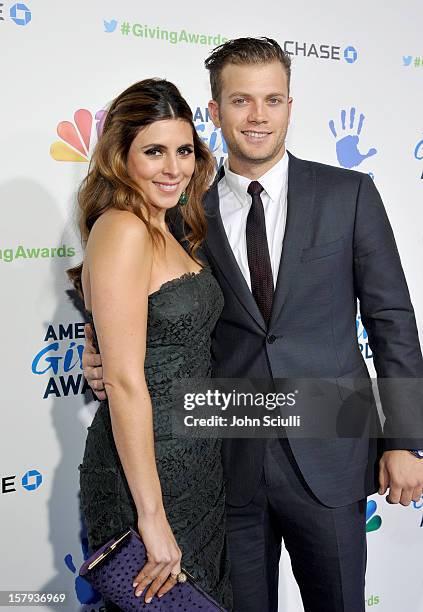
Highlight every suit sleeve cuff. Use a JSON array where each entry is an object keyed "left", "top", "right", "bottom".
[{"left": 381, "top": 438, "right": 423, "bottom": 452}]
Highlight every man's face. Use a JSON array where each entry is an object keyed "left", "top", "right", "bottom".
[{"left": 208, "top": 61, "right": 292, "bottom": 175}]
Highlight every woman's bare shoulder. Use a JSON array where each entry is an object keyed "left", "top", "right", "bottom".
[
  {"left": 92, "top": 209, "right": 149, "bottom": 236},
  {"left": 87, "top": 209, "right": 151, "bottom": 253},
  {"left": 82, "top": 210, "right": 152, "bottom": 307}
]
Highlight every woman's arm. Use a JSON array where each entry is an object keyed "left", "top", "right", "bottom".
[{"left": 86, "top": 210, "right": 181, "bottom": 602}]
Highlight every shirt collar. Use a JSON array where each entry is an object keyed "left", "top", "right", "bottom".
[{"left": 223, "top": 150, "right": 289, "bottom": 207}]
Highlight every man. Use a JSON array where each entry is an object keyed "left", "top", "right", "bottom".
[{"left": 83, "top": 38, "right": 423, "bottom": 611}]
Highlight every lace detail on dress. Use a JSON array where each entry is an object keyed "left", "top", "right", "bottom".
[
  {"left": 148, "top": 268, "right": 208, "bottom": 299},
  {"left": 79, "top": 266, "right": 232, "bottom": 610}
]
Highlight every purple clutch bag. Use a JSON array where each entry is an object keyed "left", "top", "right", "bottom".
[{"left": 79, "top": 527, "right": 227, "bottom": 611}]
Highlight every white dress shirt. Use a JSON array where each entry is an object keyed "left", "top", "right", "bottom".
[{"left": 218, "top": 152, "right": 289, "bottom": 290}]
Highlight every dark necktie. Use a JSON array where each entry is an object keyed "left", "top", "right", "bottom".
[{"left": 246, "top": 181, "right": 274, "bottom": 324}]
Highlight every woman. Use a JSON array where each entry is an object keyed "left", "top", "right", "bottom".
[{"left": 68, "top": 79, "right": 232, "bottom": 610}]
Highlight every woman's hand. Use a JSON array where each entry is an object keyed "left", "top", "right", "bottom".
[{"left": 133, "top": 509, "right": 182, "bottom": 603}]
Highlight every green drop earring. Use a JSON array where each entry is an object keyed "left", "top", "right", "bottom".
[{"left": 179, "top": 191, "right": 188, "bottom": 206}]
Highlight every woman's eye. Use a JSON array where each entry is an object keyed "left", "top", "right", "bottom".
[
  {"left": 178, "top": 147, "right": 194, "bottom": 156},
  {"left": 145, "top": 148, "right": 162, "bottom": 156}
]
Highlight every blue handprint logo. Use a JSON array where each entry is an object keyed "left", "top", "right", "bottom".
[
  {"left": 329, "top": 108, "right": 377, "bottom": 169},
  {"left": 64, "top": 520, "right": 102, "bottom": 605}
]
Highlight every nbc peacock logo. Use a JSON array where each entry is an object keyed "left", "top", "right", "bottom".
[
  {"left": 50, "top": 108, "right": 107, "bottom": 162},
  {"left": 366, "top": 499, "right": 382, "bottom": 533}
]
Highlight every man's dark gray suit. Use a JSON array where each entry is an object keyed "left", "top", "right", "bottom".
[{"left": 193, "top": 151, "right": 423, "bottom": 612}]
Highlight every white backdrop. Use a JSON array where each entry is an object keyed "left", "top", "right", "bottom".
[{"left": 1, "top": 1, "right": 422, "bottom": 610}]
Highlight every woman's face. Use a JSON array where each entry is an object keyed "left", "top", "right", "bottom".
[{"left": 127, "top": 118, "right": 195, "bottom": 212}]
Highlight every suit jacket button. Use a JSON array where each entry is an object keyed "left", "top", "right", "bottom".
[{"left": 267, "top": 334, "right": 276, "bottom": 344}]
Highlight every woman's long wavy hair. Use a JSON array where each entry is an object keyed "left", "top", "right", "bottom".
[{"left": 67, "top": 78, "right": 215, "bottom": 294}]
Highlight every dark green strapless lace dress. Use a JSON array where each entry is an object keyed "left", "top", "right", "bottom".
[{"left": 79, "top": 267, "right": 232, "bottom": 610}]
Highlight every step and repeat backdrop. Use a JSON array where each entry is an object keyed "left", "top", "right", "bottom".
[{"left": 1, "top": 1, "right": 422, "bottom": 611}]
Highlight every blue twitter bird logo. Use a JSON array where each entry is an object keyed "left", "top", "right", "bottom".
[{"left": 104, "top": 19, "right": 118, "bottom": 33}]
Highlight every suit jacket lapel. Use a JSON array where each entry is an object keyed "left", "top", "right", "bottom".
[
  {"left": 269, "top": 152, "right": 316, "bottom": 329},
  {"left": 204, "top": 169, "right": 267, "bottom": 331},
  {"left": 185, "top": 153, "right": 315, "bottom": 333}
]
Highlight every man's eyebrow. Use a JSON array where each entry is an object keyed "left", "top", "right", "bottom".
[{"left": 228, "top": 92, "right": 287, "bottom": 99}]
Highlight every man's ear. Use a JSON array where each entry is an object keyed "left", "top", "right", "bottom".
[
  {"left": 287, "top": 96, "right": 293, "bottom": 124},
  {"left": 208, "top": 99, "right": 221, "bottom": 128}
]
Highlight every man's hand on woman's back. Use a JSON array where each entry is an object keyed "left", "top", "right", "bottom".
[{"left": 83, "top": 323, "right": 106, "bottom": 400}]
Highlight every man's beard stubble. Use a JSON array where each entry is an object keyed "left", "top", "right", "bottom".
[{"left": 225, "top": 132, "right": 287, "bottom": 167}]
